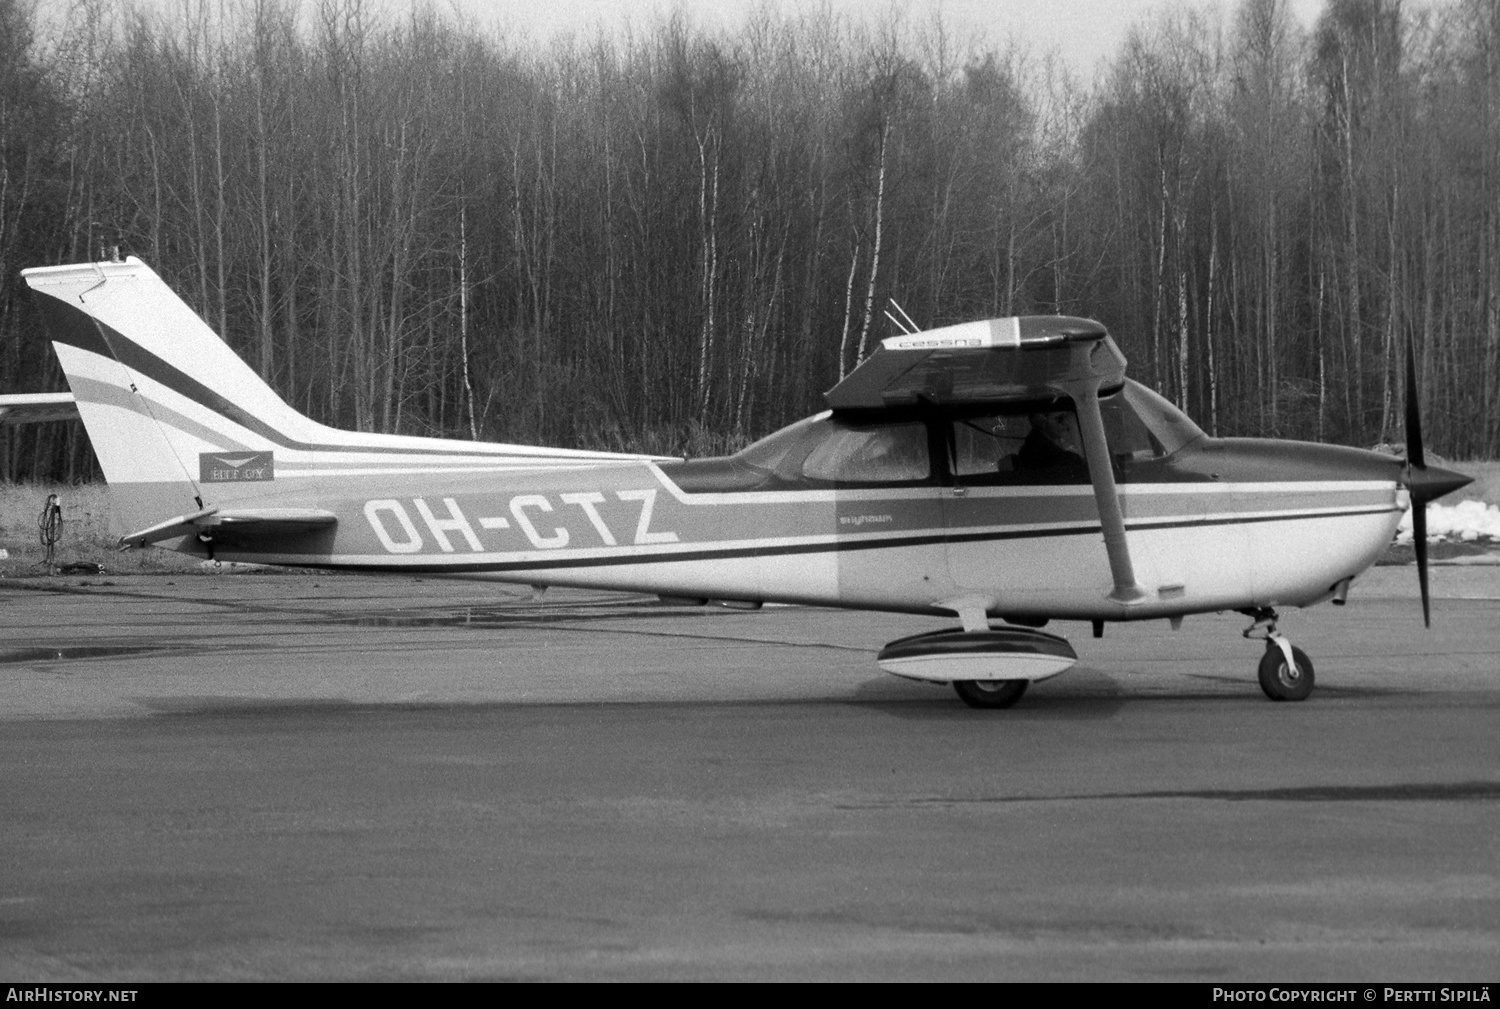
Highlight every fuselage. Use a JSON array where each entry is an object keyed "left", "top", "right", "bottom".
[{"left": 190, "top": 390, "right": 1407, "bottom": 625}]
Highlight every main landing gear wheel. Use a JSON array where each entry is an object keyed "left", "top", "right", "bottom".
[
  {"left": 952, "top": 679, "right": 1029, "bottom": 709},
  {"left": 1257, "top": 643, "right": 1314, "bottom": 702}
]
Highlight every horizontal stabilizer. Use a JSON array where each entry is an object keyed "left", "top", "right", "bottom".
[
  {"left": 121, "top": 506, "right": 337, "bottom": 549},
  {"left": 0, "top": 392, "right": 79, "bottom": 425}
]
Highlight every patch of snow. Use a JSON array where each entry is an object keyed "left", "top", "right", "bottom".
[{"left": 1395, "top": 499, "right": 1500, "bottom": 544}]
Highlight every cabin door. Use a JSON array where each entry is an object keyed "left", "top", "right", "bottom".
[{"left": 942, "top": 411, "right": 1108, "bottom": 613}]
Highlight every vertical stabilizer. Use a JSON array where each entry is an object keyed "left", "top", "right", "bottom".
[{"left": 22, "top": 257, "right": 660, "bottom": 542}]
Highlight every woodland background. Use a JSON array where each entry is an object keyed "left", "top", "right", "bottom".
[{"left": 1, "top": 0, "right": 1497, "bottom": 481}]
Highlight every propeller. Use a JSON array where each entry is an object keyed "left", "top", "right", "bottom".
[{"left": 1403, "top": 337, "right": 1473, "bottom": 627}]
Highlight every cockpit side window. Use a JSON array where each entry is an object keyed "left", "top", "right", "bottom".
[
  {"left": 801, "top": 420, "right": 932, "bottom": 485},
  {"left": 948, "top": 405, "right": 1090, "bottom": 485},
  {"left": 953, "top": 415, "right": 1030, "bottom": 478}
]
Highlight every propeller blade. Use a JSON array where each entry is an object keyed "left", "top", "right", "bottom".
[
  {"left": 1402, "top": 335, "right": 1472, "bottom": 628},
  {"left": 1405, "top": 461, "right": 1470, "bottom": 630},
  {"left": 1406, "top": 334, "right": 1429, "bottom": 626},
  {"left": 1405, "top": 335, "right": 1425, "bottom": 471},
  {"left": 1412, "top": 498, "right": 1431, "bottom": 628}
]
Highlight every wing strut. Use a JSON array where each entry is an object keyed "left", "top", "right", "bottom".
[{"left": 1072, "top": 378, "right": 1146, "bottom": 605}]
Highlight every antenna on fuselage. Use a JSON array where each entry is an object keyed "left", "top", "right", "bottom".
[{"left": 884, "top": 299, "right": 920, "bottom": 336}]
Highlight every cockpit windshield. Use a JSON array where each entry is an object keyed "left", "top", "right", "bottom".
[{"left": 1114, "top": 380, "right": 1206, "bottom": 457}]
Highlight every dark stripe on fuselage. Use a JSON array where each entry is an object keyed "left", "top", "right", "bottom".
[{"left": 259, "top": 505, "right": 1394, "bottom": 575}]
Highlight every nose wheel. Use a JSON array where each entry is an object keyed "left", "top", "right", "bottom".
[
  {"left": 1243, "top": 608, "right": 1315, "bottom": 701},
  {"left": 1257, "top": 640, "right": 1314, "bottom": 701}
]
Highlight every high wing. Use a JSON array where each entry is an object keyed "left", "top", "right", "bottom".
[
  {"left": 0, "top": 391, "right": 79, "bottom": 425},
  {"left": 828, "top": 316, "right": 1145, "bottom": 609},
  {"left": 825, "top": 316, "right": 1123, "bottom": 411}
]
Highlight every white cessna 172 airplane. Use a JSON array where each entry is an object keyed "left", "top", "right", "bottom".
[{"left": 1, "top": 257, "right": 1473, "bottom": 707}]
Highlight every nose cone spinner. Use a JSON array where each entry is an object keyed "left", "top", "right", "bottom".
[{"left": 1405, "top": 463, "right": 1473, "bottom": 507}]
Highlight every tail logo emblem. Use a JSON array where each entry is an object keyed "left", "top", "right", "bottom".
[{"left": 200, "top": 451, "right": 274, "bottom": 483}]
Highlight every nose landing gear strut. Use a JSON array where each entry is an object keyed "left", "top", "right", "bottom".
[{"left": 1242, "top": 607, "right": 1315, "bottom": 701}]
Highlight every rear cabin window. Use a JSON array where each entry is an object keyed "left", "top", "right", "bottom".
[
  {"left": 736, "top": 414, "right": 821, "bottom": 473},
  {"left": 801, "top": 421, "right": 931, "bottom": 485}
]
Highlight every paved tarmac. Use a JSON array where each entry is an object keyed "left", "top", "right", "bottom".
[{"left": 1, "top": 565, "right": 1497, "bottom": 981}]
